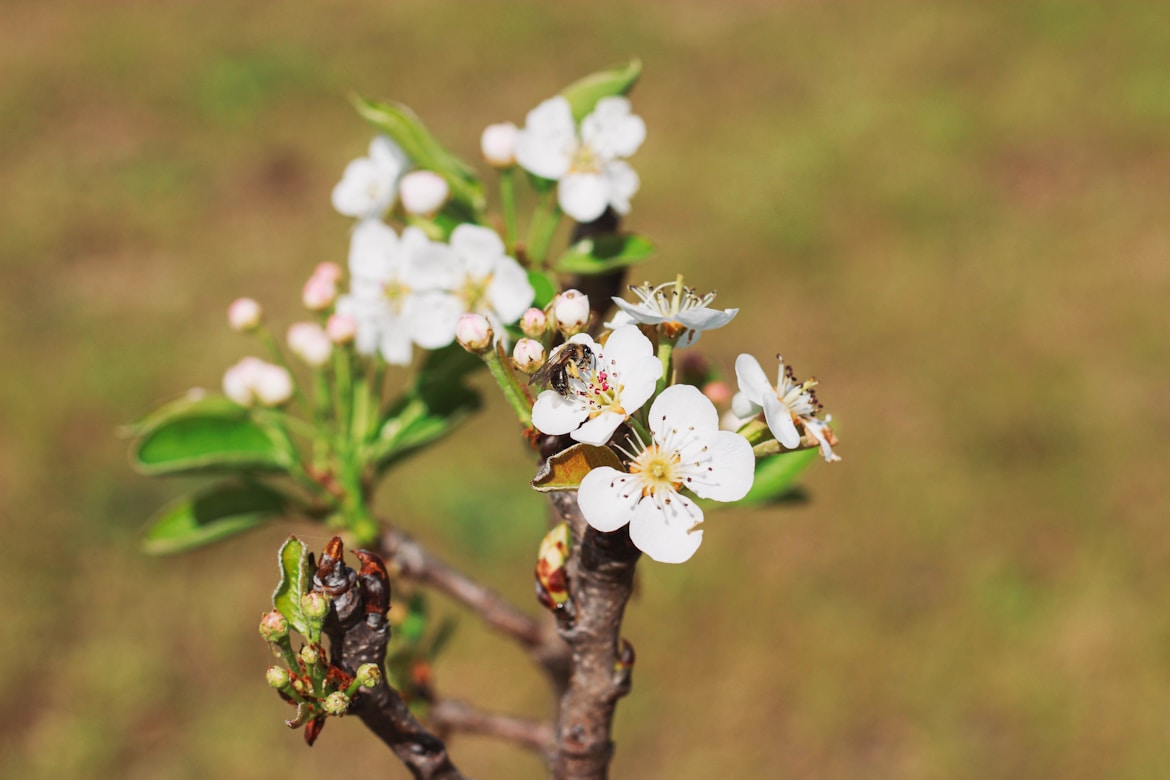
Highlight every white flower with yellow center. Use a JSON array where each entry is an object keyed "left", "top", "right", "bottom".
[
  {"left": 331, "top": 136, "right": 409, "bottom": 220},
  {"left": 733, "top": 353, "right": 841, "bottom": 462},
  {"left": 515, "top": 96, "right": 645, "bottom": 223},
  {"left": 577, "top": 384, "right": 755, "bottom": 563},
  {"left": 610, "top": 280, "right": 738, "bottom": 347},
  {"left": 335, "top": 220, "right": 440, "bottom": 365},
  {"left": 531, "top": 325, "right": 662, "bottom": 446}
]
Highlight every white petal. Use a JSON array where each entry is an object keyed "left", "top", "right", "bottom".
[
  {"left": 577, "top": 467, "right": 641, "bottom": 533},
  {"left": 600, "top": 324, "right": 654, "bottom": 366},
  {"left": 570, "top": 411, "right": 625, "bottom": 446},
  {"left": 379, "top": 325, "right": 413, "bottom": 366},
  {"left": 615, "top": 357, "right": 662, "bottom": 417},
  {"left": 368, "top": 135, "right": 409, "bottom": 176},
  {"left": 409, "top": 292, "right": 463, "bottom": 349},
  {"left": 604, "top": 309, "right": 637, "bottom": 331},
  {"left": 558, "top": 173, "right": 609, "bottom": 222},
  {"left": 628, "top": 493, "right": 704, "bottom": 564},
  {"left": 603, "top": 160, "right": 639, "bottom": 215},
  {"left": 532, "top": 391, "right": 589, "bottom": 435},
  {"left": 762, "top": 394, "right": 801, "bottom": 448},
  {"left": 348, "top": 220, "right": 399, "bottom": 281},
  {"left": 451, "top": 223, "right": 506, "bottom": 260},
  {"left": 684, "top": 430, "right": 755, "bottom": 502},
  {"left": 648, "top": 384, "right": 719, "bottom": 437},
  {"left": 612, "top": 298, "right": 667, "bottom": 325},
  {"left": 730, "top": 391, "right": 761, "bottom": 420},
  {"left": 515, "top": 98, "right": 575, "bottom": 180},
  {"left": 486, "top": 258, "right": 535, "bottom": 323},
  {"left": 734, "top": 354, "right": 773, "bottom": 404},
  {"left": 408, "top": 242, "right": 461, "bottom": 290},
  {"left": 524, "top": 96, "right": 575, "bottom": 137},
  {"left": 332, "top": 158, "right": 395, "bottom": 218},
  {"left": 677, "top": 307, "right": 738, "bottom": 332},
  {"left": 581, "top": 97, "right": 646, "bottom": 159}
]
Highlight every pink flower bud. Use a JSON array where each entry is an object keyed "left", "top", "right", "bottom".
[
  {"left": 312, "top": 262, "right": 343, "bottom": 284},
  {"left": 288, "top": 322, "right": 332, "bottom": 367},
  {"left": 228, "top": 297, "right": 263, "bottom": 332},
  {"left": 326, "top": 313, "right": 357, "bottom": 344},
  {"left": 222, "top": 356, "right": 265, "bottom": 406},
  {"left": 481, "top": 122, "right": 518, "bottom": 167},
  {"left": 512, "top": 338, "right": 546, "bottom": 374},
  {"left": 519, "top": 307, "right": 548, "bottom": 339},
  {"left": 553, "top": 289, "right": 590, "bottom": 335},
  {"left": 399, "top": 170, "right": 449, "bottom": 216},
  {"left": 302, "top": 274, "right": 338, "bottom": 312},
  {"left": 702, "top": 380, "right": 732, "bottom": 407},
  {"left": 253, "top": 363, "right": 294, "bottom": 407},
  {"left": 455, "top": 312, "right": 493, "bottom": 353}
]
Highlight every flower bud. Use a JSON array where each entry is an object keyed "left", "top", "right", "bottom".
[
  {"left": 512, "top": 338, "right": 546, "bottom": 375},
  {"left": 266, "top": 665, "right": 290, "bottom": 689},
  {"left": 535, "top": 522, "right": 572, "bottom": 613},
  {"left": 300, "top": 644, "right": 320, "bottom": 667},
  {"left": 313, "top": 262, "right": 343, "bottom": 284},
  {"left": 259, "top": 610, "right": 289, "bottom": 641},
  {"left": 301, "top": 591, "right": 330, "bottom": 620},
  {"left": 287, "top": 322, "right": 332, "bottom": 368},
  {"left": 253, "top": 363, "right": 294, "bottom": 407},
  {"left": 399, "top": 170, "right": 449, "bottom": 216},
  {"left": 326, "top": 313, "right": 357, "bottom": 344},
  {"left": 355, "top": 663, "right": 382, "bottom": 689},
  {"left": 322, "top": 691, "right": 350, "bottom": 716},
  {"left": 702, "top": 380, "right": 732, "bottom": 407},
  {"left": 302, "top": 274, "right": 337, "bottom": 312},
  {"left": 553, "top": 289, "right": 590, "bottom": 336},
  {"left": 481, "top": 122, "right": 518, "bottom": 167},
  {"left": 222, "top": 356, "right": 265, "bottom": 406},
  {"left": 519, "top": 307, "right": 548, "bottom": 339},
  {"left": 455, "top": 312, "right": 493, "bottom": 353},
  {"left": 228, "top": 298, "right": 263, "bottom": 332}
]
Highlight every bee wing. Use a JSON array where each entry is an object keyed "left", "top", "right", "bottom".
[{"left": 529, "top": 361, "right": 554, "bottom": 386}]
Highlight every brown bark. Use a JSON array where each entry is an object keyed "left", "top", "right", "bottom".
[{"left": 430, "top": 699, "right": 555, "bottom": 757}]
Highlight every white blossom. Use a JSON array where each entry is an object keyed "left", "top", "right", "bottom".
[
  {"left": 531, "top": 325, "right": 662, "bottom": 446},
  {"left": 227, "top": 298, "right": 263, "bottom": 332},
  {"left": 481, "top": 122, "right": 518, "bottom": 167},
  {"left": 577, "top": 384, "right": 755, "bottom": 563},
  {"left": 612, "top": 280, "right": 737, "bottom": 347},
  {"left": 331, "top": 136, "right": 409, "bottom": 220},
  {"left": 733, "top": 353, "right": 840, "bottom": 462},
  {"left": 223, "top": 357, "right": 293, "bottom": 407},
  {"left": 515, "top": 96, "right": 645, "bottom": 223}
]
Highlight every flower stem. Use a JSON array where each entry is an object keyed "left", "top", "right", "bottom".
[
  {"left": 500, "top": 167, "right": 519, "bottom": 253},
  {"left": 655, "top": 338, "right": 675, "bottom": 396},
  {"left": 256, "top": 325, "right": 312, "bottom": 416},
  {"left": 483, "top": 344, "right": 533, "bottom": 427},
  {"left": 526, "top": 193, "right": 562, "bottom": 266}
]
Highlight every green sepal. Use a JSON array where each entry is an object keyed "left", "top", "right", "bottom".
[
  {"left": 351, "top": 94, "right": 485, "bottom": 213},
  {"left": 531, "top": 443, "right": 624, "bottom": 492},
  {"left": 370, "top": 344, "right": 483, "bottom": 473},
  {"left": 553, "top": 234, "right": 654, "bottom": 275},
  {"left": 131, "top": 406, "right": 291, "bottom": 476},
  {"left": 561, "top": 59, "right": 642, "bottom": 122},
  {"left": 141, "top": 480, "right": 292, "bottom": 555},
  {"left": 527, "top": 269, "right": 557, "bottom": 308},
  {"left": 272, "top": 535, "right": 313, "bottom": 637}
]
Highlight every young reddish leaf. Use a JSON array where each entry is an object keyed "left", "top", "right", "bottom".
[{"left": 531, "top": 443, "right": 623, "bottom": 492}]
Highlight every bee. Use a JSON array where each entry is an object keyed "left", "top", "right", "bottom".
[{"left": 529, "top": 342, "right": 596, "bottom": 396}]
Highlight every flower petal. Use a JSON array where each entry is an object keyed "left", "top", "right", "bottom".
[
  {"left": 486, "top": 257, "right": 535, "bottom": 323},
  {"left": 611, "top": 297, "right": 667, "bottom": 325},
  {"left": 730, "top": 391, "right": 761, "bottom": 420},
  {"left": 684, "top": 430, "right": 755, "bottom": 502},
  {"left": 532, "top": 391, "right": 589, "bottom": 435},
  {"left": 628, "top": 493, "right": 704, "bottom": 564},
  {"left": 558, "top": 172, "right": 609, "bottom": 223},
  {"left": 647, "top": 384, "right": 719, "bottom": 437},
  {"left": 348, "top": 219, "right": 399, "bottom": 281},
  {"left": 332, "top": 159, "right": 394, "bottom": 218},
  {"left": 570, "top": 411, "right": 625, "bottom": 446},
  {"left": 602, "top": 160, "right": 640, "bottom": 215},
  {"left": 409, "top": 292, "right": 463, "bottom": 349},
  {"left": 515, "top": 97, "right": 574, "bottom": 180},
  {"left": 451, "top": 223, "right": 506, "bottom": 262},
  {"left": 577, "top": 466, "right": 641, "bottom": 533},
  {"left": 378, "top": 323, "right": 413, "bottom": 366},
  {"left": 762, "top": 394, "right": 801, "bottom": 448},
  {"left": 676, "top": 307, "right": 738, "bottom": 332},
  {"left": 734, "top": 353, "right": 773, "bottom": 405},
  {"left": 582, "top": 97, "right": 646, "bottom": 160},
  {"left": 600, "top": 324, "right": 654, "bottom": 365},
  {"left": 368, "top": 135, "right": 409, "bottom": 175}
]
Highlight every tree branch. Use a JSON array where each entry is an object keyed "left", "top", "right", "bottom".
[
  {"left": 547, "top": 490, "right": 640, "bottom": 780},
  {"left": 430, "top": 698, "right": 555, "bottom": 758},
  {"left": 380, "top": 526, "right": 571, "bottom": 686}
]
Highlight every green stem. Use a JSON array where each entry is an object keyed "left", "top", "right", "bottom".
[
  {"left": 655, "top": 338, "right": 675, "bottom": 395},
  {"left": 500, "top": 167, "right": 519, "bottom": 253},
  {"left": 256, "top": 326, "right": 312, "bottom": 416},
  {"left": 526, "top": 193, "right": 562, "bottom": 266},
  {"left": 483, "top": 345, "right": 533, "bottom": 427},
  {"left": 333, "top": 347, "right": 354, "bottom": 444}
]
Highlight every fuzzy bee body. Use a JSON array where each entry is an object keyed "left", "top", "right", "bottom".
[{"left": 529, "top": 342, "right": 595, "bottom": 396}]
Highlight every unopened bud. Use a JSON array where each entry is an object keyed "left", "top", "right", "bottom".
[
  {"left": 259, "top": 610, "right": 289, "bottom": 641},
  {"left": 535, "top": 522, "right": 572, "bottom": 612},
  {"left": 702, "top": 380, "right": 732, "bottom": 407},
  {"left": 287, "top": 322, "right": 332, "bottom": 368},
  {"left": 299, "top": 644, "right": 320, "bottom": 667},
  {"left": 399, "top": 170, "right": 449, "bottom": 216},
  {"left": 455, "top": 312, "right": 493, "bottom": 353},
  {"left": 355, "top": 663, "right": 382, "bottom": 689},
  {"left": 302, "top": 275, "right": 337, "bottom": 312},
  {"left": 223, "top": 357, "right": 262, "bottom": 406},
  {"left": 481, "top": 122, "right": 518, "bottom": 167},
  {"left": 228, "top": 297, "right": 263, "bottom": 332},
  {"left": 312, "top": 262, "right": 343, "bottom": 284},
  {"left": 512, "top": 338, "right": 546, "bottom": 375},
  {"left": 519, "top": 307, "right": 547, "bottom": 339},
  {"left": 301, "top": 591, "right": 330, "bottom": 620},
  {"left": 266, "top": 665, "right": 290, "bottom": 689},
  {"left": 553, "top": 289, "right": 590, "bottom": 336},
  {"left": 253, "top": 363, "right": 294, "bottom": 407},
  {"left": 326, "top": 313, "right": 357, "bottom": 344},
  {"left": 322, "top": 691, "right": 350, "bottom": 716}
]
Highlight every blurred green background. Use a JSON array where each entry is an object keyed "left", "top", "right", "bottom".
[{"left": 4, "top": 1, "right": 1169, "bottom": 777}]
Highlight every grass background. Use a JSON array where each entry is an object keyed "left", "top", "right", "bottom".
[{"left": 3, "top": 1, "right": 1169, "bottom": 777}]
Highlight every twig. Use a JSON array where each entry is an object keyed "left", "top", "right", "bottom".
[{"left": 430, "top": 698, "right": 555, "bottom": 758}]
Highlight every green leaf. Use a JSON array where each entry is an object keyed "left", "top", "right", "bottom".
[
  {"left": 371, "top": 344, "right": 483, "bottom": 472},
  {"left": 272, "top": 535, "right": 312, "bottom": 636},
  {"left": 141, "top": 481, "right": 291, "bottom": 555},
  {"left": 722, "top": 449, "right": 818, "bottom": 509},
  {"left": 528, "top": 269, "right": 557, "bottom": 308},
  {"left": 554, "top": 234, "right": 655, "bottom": 275},
  {"left": 531, "top": 444, "right": 624, "bottom": 492},
  {"left": 131, "top": 412, "right": 290, "bottom": 476},
  {"left": 561, "top": 59, "right": 642, "bottom": 122},
  {"left": 351, "top": 94, "right": 485, "bottom": 213},
  {"left": 124, "top": 393, "right": 248, "bottom": 437}
]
